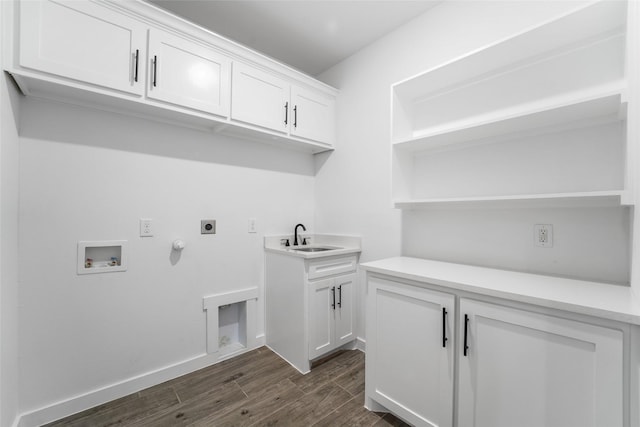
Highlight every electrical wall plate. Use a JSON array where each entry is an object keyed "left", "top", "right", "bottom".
[
  {"left": 534, "top": 224, "right": 553, "bottom": 247},
  {"left": 201, "top": 219, "right": 216, "bottom": 234}
]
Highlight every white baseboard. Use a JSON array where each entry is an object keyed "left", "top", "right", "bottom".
[
  {"left": 17, "top": 338, "right": 265, "bottom": 427},
  {"left": 356, "top": 336, "right": 366, "bottom": 352}
]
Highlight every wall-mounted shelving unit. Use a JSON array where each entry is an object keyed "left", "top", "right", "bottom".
[{"left": 390, "top": 0, "right": 633, "bottom": 209}]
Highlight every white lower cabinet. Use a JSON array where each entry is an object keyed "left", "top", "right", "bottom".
[
  {"left": 266, "top": 252, "right": 358, "bottom": 373},
  {"left": 458, "top": 299, "right": 623, "bottom": 427},
  {"left": 366, "top": 276, "right": 455, "bottom": 427},
  {"left": 309, "top": 273, "right": 355, "bottom": 359},
  {"left": 365, "top": 275, "right": 625, "bottom": 427}
]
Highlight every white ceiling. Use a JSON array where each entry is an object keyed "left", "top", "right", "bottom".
[{"left": 146, "top": 1, "right": 440, "bottom": 76}]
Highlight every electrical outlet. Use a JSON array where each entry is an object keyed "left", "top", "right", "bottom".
[
  {"left": 140, "top": 218, "right": 153, "bottom": 237},
  {"left": 248, "top": 218, "right": 257, "bottom": 233},
  {"left": 201, "top": 220, "right": 216, "bottom": 234},
  {"left": 534, "top": 224, "right": 553, "bottom": 248}
]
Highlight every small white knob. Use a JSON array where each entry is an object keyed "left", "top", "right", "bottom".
[{"left": 172, "top": 239, "right": 185, "bottom": 251}]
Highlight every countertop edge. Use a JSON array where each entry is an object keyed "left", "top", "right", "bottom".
[{"left": 361, "top": 257, "right": 640, "bottom": 326}]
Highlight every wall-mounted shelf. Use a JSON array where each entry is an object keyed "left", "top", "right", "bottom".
[
  {"left": 77, "top": 240, "right": 128, "bottom": 274},
  {"left": 394, "top": 190, "right": 630, "bottom": 210},
  {"left": 390, "top": 0, "right": 633, "bottom": 209}
]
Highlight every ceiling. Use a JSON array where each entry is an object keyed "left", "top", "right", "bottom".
[{"left": 146, "top": 1, "right": 440, "bottom": 76}]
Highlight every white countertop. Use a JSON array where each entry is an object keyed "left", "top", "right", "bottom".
[
  {"left": 264, "top": 234, "right": 361, "bottom": 259},
  {"left": 361, "top": 257, "right": 640, "bottom": 325}
]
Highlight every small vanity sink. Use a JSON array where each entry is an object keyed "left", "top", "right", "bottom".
[{"left": 291, "top": 246, "right": 339, "bottom": 253}]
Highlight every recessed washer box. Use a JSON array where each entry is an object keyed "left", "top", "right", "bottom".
[{"left": 77, "top": 240, "right": 128, "bottom": 274}]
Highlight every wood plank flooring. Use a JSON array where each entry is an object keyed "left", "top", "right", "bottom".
[{"left": 45, "top": 347, "right": 410, "bottom": 426}]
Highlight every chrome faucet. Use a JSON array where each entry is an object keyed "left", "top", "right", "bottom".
[{"left": 294, "top": 223, "right": 306, "bottom": 246}]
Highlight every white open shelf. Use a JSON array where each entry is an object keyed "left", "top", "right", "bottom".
[
  {"left": 394, "top": 190, "right": 631, "bottom": 210},
  {"left": 390, "top": 0, "right": 633, "bottom": 209},
  {"left": 394, "top": 85, "right": 626, "bottom": 152}
]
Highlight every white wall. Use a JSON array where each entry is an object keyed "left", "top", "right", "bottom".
[
  {"left": 1, "top": 2, "right": 22, "bottom": 425},
  {"left": 1, "top": 66, "right": 22, "bottom": 427},
  {"left": 316, "top": 0, "right": 631, "bottom": 340},
  {"left": 17, "top": 96, "right": 315, "bottom": 418}
]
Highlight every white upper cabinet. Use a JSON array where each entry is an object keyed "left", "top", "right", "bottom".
[
  {"left": 390, "top": 0, "right": 634, "bottom": 208},
  {"left": 231, "top": 61, "right": 335, "bottom": 145},
  {"left": 290, "top": 86, "right": 335, "bottom": 144},
  {"left": 231, "top": 62, "right": 289, "bottom": 133},
  {"left": 7, "top": 0, "right": 337, "bottom": 153},
  {"left": 147, "top": 29, "right": 231, "bottom": 117},
  {"left": 19, "top": 0, "right": 147, "bottom": 96}
]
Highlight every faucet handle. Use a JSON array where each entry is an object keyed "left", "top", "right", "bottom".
[{"left": 302, "top": 237, "right": 308, "bottom": 245}]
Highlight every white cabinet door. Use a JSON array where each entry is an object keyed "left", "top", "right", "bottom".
[
  {"left": 366, "top": 277, "right": 455, "bottom": 427},
  {"left": 290, "top": 86, "right": 335, "bottom": 144},
  {"left": 147, "top": 29, "right": 230, "bottom": 117},
  {"left": 19, "top": 0, "right": 146, "bottom": 96},
  {"left": 458, "top": 299, "right": 624, "bottom": 427},
  {"left": 334, "top": 273, "right": 355, "bottom": 347},
  {"left": 231, "top": 62, "right": 289, "bottom": 133},
  {"left": 309, "top": 278, "right": 334, "bottom": 359}
]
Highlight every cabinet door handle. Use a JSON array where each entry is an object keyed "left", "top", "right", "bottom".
[
  {"left": 337, "top": 285, "right": 342, "bottom": 308},
  {"left": 152, "top": 55, "right": 158, "bottom": 87},
  {"left": 293, "top": 105, "right": 297, "bottom": 128},
  {"left": 442, "top": 307, "right": 448, "bottom": 348},
  {"left": 284, "top": 102, "right": 288, "bottom": 125},
  {"left": 331, "top": 286, "right": 336, "bottom": 310},
  {"left": 134, "top": 49, "right": 139, "bottom": 83},
  {"left": 463, "top": 314, "right": 470, "bottom": 356}
]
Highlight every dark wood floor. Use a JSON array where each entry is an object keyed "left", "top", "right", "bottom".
[{"left": 45, "top": 346, "right": 410, "bottom": 426}]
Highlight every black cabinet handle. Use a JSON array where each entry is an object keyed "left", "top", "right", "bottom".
[
  {"left": 338, "top": 285, "right": 342, "bottom": 308},
  {"left": 153, "top": 55, "right": 157, "bottom": 87},
  {"left": 134, "top": 49, "right": 139, "bottom": 83},
  {"left": 331, "top": 286, "right": 336, "bottom": 310},
  {"left": 284, "top": 102, "right": 288, "bottom": 125},
  {"left": 442, "top": 307, "right": 448, "bottom": 348},
  {"left": 463, "top": 314, "right": 470, "bottom": 356},
  {"left": 293, "top": 105, "right": 297, "bottom": 128}
]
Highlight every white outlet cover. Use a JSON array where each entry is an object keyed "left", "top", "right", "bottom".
[
  {"left": 140, "top": 218, "right": 153, "bottom": 237},
  {"left": 534, "top": 224, "right": 553, "bottom": 248}
]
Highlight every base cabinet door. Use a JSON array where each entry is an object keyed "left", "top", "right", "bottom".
[
  {"left": 458, "top": 298, "right": 624, "bottom": 427},
  {"left": 366, "top": 276, "right": 455, "bottom": 427},
  {"left": 334, "top": 273, "right": 355, "bottom": 347},
  {"left": 147, "top": 29, "right": 231, "bottom": 116},
  {"left": 309, "top": 278, "right": 334, "bottom": 359},
  {"left": 19, "top": 0, "right": 147, "bottom": 96},
  {"left": 309, "top": 273, "right": 356, "bottom": 360}
]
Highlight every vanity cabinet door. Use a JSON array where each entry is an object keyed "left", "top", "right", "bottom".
[
  {"left": 366, "top": 276, "right": 455, "bottom": 427},
  {"left": 458, "top": 298, "right": 624, "bottom": 427},
  {"left": 19, "top": 0, "right": 147, "bottom": 96},
  {"left": 309, "top": 278, "right": 334, "bottom": 359},
  {"left": 147, "top": 29, "right": 231, "bottom": 117},
  {"left": 333, "top": 273, "right": 355, "bottom": 348}
]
